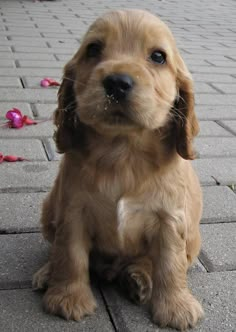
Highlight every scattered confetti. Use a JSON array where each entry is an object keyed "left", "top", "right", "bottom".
[
  {"left": 0, "top": 152, "right": 26, "bottom": 163},
  {"left": 5, "top": 108, "right": 37, "bottom": 128},
  {"left": 40, "top": 78, "right": 60, "bottom": 87}
]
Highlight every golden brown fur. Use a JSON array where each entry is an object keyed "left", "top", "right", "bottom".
[{"left": 33, "top": 10, "right": 203, "bottom": 330}]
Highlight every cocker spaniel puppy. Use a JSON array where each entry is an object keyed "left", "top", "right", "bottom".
[{"left": 33, "top": 9, "right": 203, "bottom": 330}]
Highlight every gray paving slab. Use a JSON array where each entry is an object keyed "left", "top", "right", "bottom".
[
  {"left": 193, "top": 158, "right": 236, "bottom": 185},
  {"left": 200, "top": 223, "right": 236, "bottom": 272},
  {"left": 199, "top": 121, "right": 233, "bottom": 137},
  {"left": 12, "top": 45, "right": 76, "bottom": 54},
  {"left": 193, "top": 73, "right": 236, "bottom": 83},
  {"left": 196, "top": 106, "right": 236, "bottom": 121},
  {"left": 0, "top": 121, "right": 54, "bottom": 138},
  {"left": 201, "top": 186, "right": 236, "bottom": 223},
  {"left": 0, "top": 233, "right": 49, "bottom": 289},
  {"left": 220, "top": 120, "right": 236, "bottom": 135},
  {"left": 0, "top": 88, "right": 57, "bottom": 103},
  {"left": 211, "top": 83, "right": 236, "bottom": 94},
  {"left": 0, "top": 288, "right": 114, "bottom": 332},
  {"left": 0, "top": 139, "right": 47, "bottom": 161},
  {"left": 54, "top": 53, "right": 71, "bottom": 61},
  {"left": 0, "top": 46, "right": 11, "bottom": 51},
  {"left": 0, "top": 77, "right": 21, "bottom": 88},
  {"left": 44, "top": 138, "right": 62, "bottom": 161},
  {"left": 101, "top": 271, "right": 236, "bottom": 332},
  {"left": 0, "top": 53, "right": 56, "bottom": 60},
  {"left": 0, "top": 68, "right": 62, "bottom": 77},
  {"left": 33, "top": 103, "right": 57, "bottom": 119},
  {"left": 196, "top": 94, "right": 236, "bottom": 106},
  {"left": 0, "top": 161, "right": 59, "bottom": 193},
  {"left": 18, "top": 60, "right": 66, "bottom": 69},
  {"left": 195, "top": 137, "right": 236, "bottom": 158},
  {"left": 0, "top": 192, "right": 46, "bottom": 233},
  {"left": 0, "top": 59, "right": 15, "bottom": 68}
]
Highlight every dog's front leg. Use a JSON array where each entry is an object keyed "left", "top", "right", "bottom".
[
  {"left": 151, "top": 211, "right": 203, "bottom": 330},
  {"left": 43, "top": 207, "right": 96, "bottom": 321}
]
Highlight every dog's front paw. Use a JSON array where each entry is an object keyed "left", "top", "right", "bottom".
[
  {"left": 120, "top": 265, "right": 152, "bottom": 304},
  {"left": 152, "top": 290, "right": 204, "bottom": 330},
  {"left": 43, "top": 284, "right": 97, "bottom": 321}
]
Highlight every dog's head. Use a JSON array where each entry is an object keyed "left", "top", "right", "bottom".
[{"left": 55, "top": 9, "right": 199, "bottom": 159}]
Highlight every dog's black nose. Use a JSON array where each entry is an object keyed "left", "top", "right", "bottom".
[{"left": 103, "top": 74, "right": 134, "bottom": 100}]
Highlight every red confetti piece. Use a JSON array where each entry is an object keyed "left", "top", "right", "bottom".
[
  {"left": 40, "top": 78, "right": 60, "bottom": 87},
  {"left": 0, "top": 152, "right": 26, "bottom": 163}
]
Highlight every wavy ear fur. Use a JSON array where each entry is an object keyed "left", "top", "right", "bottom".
[
  {"left": 54, "top": 60, "right": 84, "bottom": 153},
  {"left": 174, "top": 55, "right": 199, "bottom": 160}
]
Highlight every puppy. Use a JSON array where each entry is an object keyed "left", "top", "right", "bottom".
[{"left": 33, "top": 9, "right": 204, "bottom": 330}]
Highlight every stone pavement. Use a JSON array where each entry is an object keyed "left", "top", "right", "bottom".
[{"left": 0, "top": 0, "right": 236, "bottom": 331}]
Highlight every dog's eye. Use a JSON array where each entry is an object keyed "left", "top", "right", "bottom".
[
  {"left": 150, "top": 51, "right": 166, "bottom": 64},
  {"left": 86, "top": 42, "right": 103, "bottom": 58}
]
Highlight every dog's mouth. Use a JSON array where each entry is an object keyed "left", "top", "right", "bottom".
[{"left": 104, "top": 110, "right": 134, "bottom": 126}]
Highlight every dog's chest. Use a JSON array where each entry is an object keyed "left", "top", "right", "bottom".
[{"left": 93, "top": 149, "right": 155, "bottom": 202}]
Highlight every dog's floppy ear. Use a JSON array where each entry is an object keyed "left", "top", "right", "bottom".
[
  {"left": 174, "top": 54, "right": 199, "bottom": 160},
  {"left": 54, "top": 59, "right": 83, "bottom": 153}
]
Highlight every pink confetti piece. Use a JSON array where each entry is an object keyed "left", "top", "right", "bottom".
[{"left": 40, "top": 78, "right": 60, "bottom": 87}]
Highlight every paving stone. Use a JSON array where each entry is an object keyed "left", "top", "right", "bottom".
[
  {"left": 220, "top": 120, "right": 236, "bottom": 135},
  {"left": 0, "top": 46, "right": 11, "bottom": 51},
  {"left": 12, "top": 46, "right": 76, "bottom": 54},
  {"left": 193, "top": 73, "right": 236, "bottom": 83},
  {"left": 0, "top": 288, "right": 114, "bottom": 332},
  {"left": 18, "top": 60, "right": 65, "bottom": 68},
  {"left": 46, "top": 40, "right": 80, "bottom": 48},
  {"left": 191, "top": 66, "right": 236, "bottom": 75},
  {"left": 199, "top": 223, "right": 236, "bottom": 272},
  {"left": 101, "top": 271, "right": 236, "bottom": 332},
  {"left": 0, "top": 192, "right": 46, "bottom": 233},
  {"left": 13, "top": 46, "right": 76, "bottom": 54},
  {"left": 0, "top": 102, "right": 32, "bottom": 118},
  {"left": 22, "top": 77, "right": 61, "bottom": 89},
  {"left": 1, "top": 39, "right": 48, "bottom": 47},
  {"left": 0, "top": 77, "right": 21, "bottom": 87},
  {"left": 192, "top": 158, "right": 236, "bottom": 185},
  {"left": 196, "top": 106, "right": 236, "bottom": 121},
  {"left": 54, "top": 53, "right": 71, "bottom": 61},
  {"left": 0, "top": 68, "right": 62, "bottom": 77},
  {"left": 199, "top": 121, "right": 232, "bottom": 137},
  {"left": 33, "top": 103, "right": 57, "bottom": 118},
  {"left": 0, "top": 233, "right": 49, "bottom": 289},
  {"left": 0, "top": 121, "right": 54, "bottom": 138},
  {"left": 193, "top": 82, "right": 218, "bottom": 94},
  {"left": 0, "top": 30, "right": 41, "bottom": 37},
  {"left": 195, "top": 137, "right": 236, "bottom": 157},
  {"left": 201, "top": 186, "right": 236, "bottom": 223},
  {"left": 0, "top": 52, "right": 56, "bottom": 60},
  {"left": 0, "top": 88, "right": 57, "bottom": 102},
  {"left": 0, "top": 138, "right": 47, "bottom": 161},
  {"left": 211, "top": 83, "right": 236, "bottom": 94},
  {"left": 196, "top": 94, "right": 236, "bottom": 106},
  {"left": 44, "top": 138, "right": 62, "bottom": 161},
  {"left": 0, "top": 59, "right": 15, "bottom": 67},
  {"left": 0, "top": 161, "right": 59, "bottom": 192}
]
